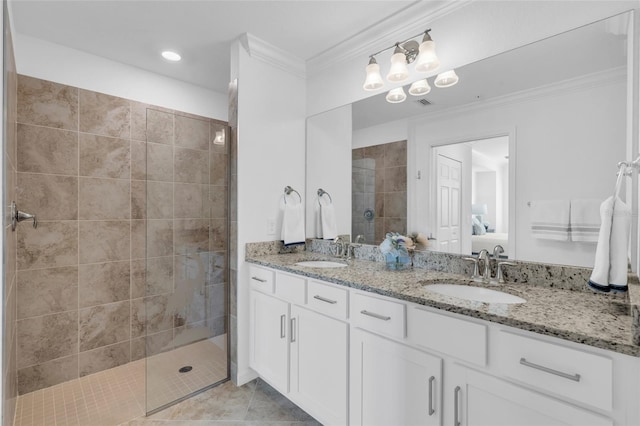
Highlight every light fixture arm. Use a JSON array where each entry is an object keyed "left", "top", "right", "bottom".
[{"left": 367, "top": 29, "right": 432, "bottom": 61}]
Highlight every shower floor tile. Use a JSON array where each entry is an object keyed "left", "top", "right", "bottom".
[{"left": 13, "top": 337, "right": 319, "bottom": 426}]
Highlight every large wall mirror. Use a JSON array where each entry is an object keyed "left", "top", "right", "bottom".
[{"left": 306, "top": 11, "right": 635, "bottom": 268}]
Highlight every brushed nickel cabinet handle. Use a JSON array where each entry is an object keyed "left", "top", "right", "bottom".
[
  {"left": 313, "top": 295, "right": 337, "bottom": 304},
  {"left": 251, "top": 276, "right": 267, "bottom": 283},
  {"left": 428, "top": 376, "right": 435, "bottom": 415},
  {"left": 520, "top": 357, "right": 581, "bottom": 382},
  {"left": 290, "top": 318, "right": 296, "bottom": 342},
  {"left": 280, "top": 315, "right": 286, "bottom": 339},
  {"left": 360, "top": 310, "right": 391, "bottom": 321},
  {"left": 454, "top": 386, "right": 461, "bottom": 426}
]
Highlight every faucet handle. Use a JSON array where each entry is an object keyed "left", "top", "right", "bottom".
[
  {"left": 463, "top": 257, "right": 481, "bottom": 279},
  {"left": 495, "top": 261, "right": 517, "bottom": 284}
]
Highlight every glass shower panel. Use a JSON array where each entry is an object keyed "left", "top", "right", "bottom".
[{"left": 144, "top": 108, "right": 229, "bottom": 414}]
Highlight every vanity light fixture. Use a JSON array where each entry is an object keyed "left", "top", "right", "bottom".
[
  {"left": 434, "top": 70, "right": 459, "bottom": 88},
  {"left": 161, "top": 50, "right": 182, "bottom": 62},
  {"left": 362, "top": 29, "right": 457, "bottom": 103},
  {"left": 408, "top": 79, "right": 431, "bottom": 96},
  {"left": 386, "top": 86, "right": 407, "bottom": 103}
]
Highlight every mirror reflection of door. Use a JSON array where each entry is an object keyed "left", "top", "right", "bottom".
[
  {"left": 436, "top": 154, "right": 462, "bottom": 253},
  {"left": 433, "top": 136, "right": 509, "bottom": 256}
]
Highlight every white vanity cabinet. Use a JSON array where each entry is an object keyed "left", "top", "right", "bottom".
[
  {"left": 249, "top": 266, "right": 349, "bottom": 425},
  {"left": 446, "top": 365, "right": 613, "bottom": 426},
  {"left": 350, "top": 327, "right": 442, "bottom": 426}
]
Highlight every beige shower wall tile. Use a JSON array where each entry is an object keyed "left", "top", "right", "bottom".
[
  {"left": 175, "top": 219, "right": 209, "bottom": 254},
  {"left": 131, "top": 220, "right": 146, "bottom": 259},
  {"left": 147, "top": 142, "right": 173, "bottom": 182},
  {"left": 78, "top": 300, "right": 130, "bottom": 351},
  {"left": 17, "top": 75, "right": 78, "bottom": 130},
  {"left": 175, "top": 115, "right": 208, "bottom": 150},
  {"left": 17, "top": 124, "right": 78, "bottom": 175},
  {"left": 131, "top": 256, "right": 173, "bottom": 299},
  {"left": 17, "top": 266, "right": 78, "bottom": 319},
  {"left": 17, "top": 173, "right": 78, "bottom": 220},
  {"left": 147, "top": 109, "right": 174, "bottom": 145},
  {"left": 384, "top": 140, "right": 407, "bottom": 167},
  {"left": 209, "top": 218, "right": 227, "bottom": 252},
  {"left": 174, "top": 183, "right": 206, "bottom": 218},
  {"left": 147, "top": 220, "right": 173, "bottom": 257},
  {"left": 130, "top": 330, "right": 173, "bottom": 361},
  {"left": 131, "top": 295, "right": 172, "bottom": 338},
  {"left": 384, "top": 166, "right": 407, "bottom": 192},
  {"left": 79, "top": 261, "right": 131, "bottom": 308},
  {"left": 210, "top": 151, "right": 227, "bottom": 186},
  {"left": 384, "top": 191, "right": 407, "bottom": 218},
  {"left": 79, "top": 177, "right": 130, "bottom": 220},
  {"left": 131, "top": 140, "right": 146, "bottom": 180},
  {"left": 79, "top": 220, "right": 130, "bottom": 264},
  {"left": 17, "top": 311, "right": 78, "bottom": 368},
  {"left": 131, "top": 101, "right": 174, "bottom": 142},
  {"left": 79, "top": 133, "right": 130, "bottom": 179},
  {"left": 175, "top": 147, "right": 207, "bottom": 184},
  {"left": 79, "top": 341, "right": 130, "bottom": 377},
  {"left": 131, "top": 180, "right": 146, "bottom": 220},
  {"left": 17, "top": 221, "right": 78, "bottom": 270},
  {"left": 210, "top": 185, "right": 227, "bottom": 219},
  {"left": 148, "top": 181, "right": 174, "bottom": 219},
  {"left": 79, "top": 90, "right": 130, "bottom": 138},
  {"left": 17, "top": 354, "right": 78, "bottom": 394}
]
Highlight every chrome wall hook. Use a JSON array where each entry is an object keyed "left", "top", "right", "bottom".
[{"left": 10, "top": 201, "right": 37, "bottom": 231}]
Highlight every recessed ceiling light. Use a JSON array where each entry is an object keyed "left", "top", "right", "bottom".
[{"left": 161, "top": 50, "right": 181, "bottom": 62}]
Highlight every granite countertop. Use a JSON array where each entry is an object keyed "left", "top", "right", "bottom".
[{"left": 247, "top": 251, "right": 640, "bottom": 357}]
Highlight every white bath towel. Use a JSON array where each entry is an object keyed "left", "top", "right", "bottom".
[
  {"left": 530, "top": 200, "right": 570, "bottom": 241},
  {"left": 320, "top": 203, "right": 338, "bottom": 240},
  {"left": 314, "top": 203, "right": 323, "bottom": 239},
  {"left": 588, "top": 196, "right": 631, "bottom": 293},
  {"left": 281, "top": 202, "right": 306, "bottom": 246},
  {"left": 570, "top": 199, "right": 601, "bottom": 242}
]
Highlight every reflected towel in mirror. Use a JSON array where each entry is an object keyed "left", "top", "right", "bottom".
[
  {"left": 320, "top": 203, "right": 338, "bottom": 240},
  {"left": 530, "top": 200, "right": 570, "bottom": 241},
  {"left": 570, "top": 199, "right": 601, "bottom": 242}
]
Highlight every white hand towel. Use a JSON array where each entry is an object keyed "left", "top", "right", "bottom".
[
  {"left": 281, "top": 202, "right": 306, "bottom": 246},
  {"left": 315, "top": 203, "right": 323, "bottom": 239},
  {"left": 570, "top": 199, "right": 601, "bottom": 242},
  {"left": 588, "top": 196, "right": 631, "bottom": 293},
  {"left": 530, "top": 200, "right": 570, "bottom": 241},
  {"left": 320, "top": 203, "right": 338, "bottom": 240}
]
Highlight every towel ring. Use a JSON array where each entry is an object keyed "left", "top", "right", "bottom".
[
  {"left": 317, "top": 188, "right": 333, "bottom": 205},
  {"left": 283, "top": 186, "right": 302, "bottom": 204}
]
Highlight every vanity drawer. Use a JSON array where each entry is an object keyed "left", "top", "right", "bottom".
[
  {"left": 307, "top": 280, "right": 348, "bottom": 320},
  {"left": 249, "top": 265, "right": 274, "bottom": 293},
  {"left": 352, "top": 293, "right": 405, "bottom": 339},
  {"left": 495, "top": 331, "right": 613, "bottom": 412},
  {"left": 407, "top": 307, "right": 487, "bottom": 366},
  {"left": 275, "top": 272, "right": 306, "bottom": 305}
]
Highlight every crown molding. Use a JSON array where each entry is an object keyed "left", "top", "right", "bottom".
[
  {"left": 240, "top": 33, "right": 306, "bottom": 79},
  {"left": 408, "top": 66, "right": 627, "bottom": 125},
  {"left": 306, "top": 0, "right": 474, "bottom": 77}
]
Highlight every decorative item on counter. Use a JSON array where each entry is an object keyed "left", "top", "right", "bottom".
[
  {"left": 409, "top": 232, "right": 429, "bottom": 249},
  {"left": 379, "top": 232, "right": 413, "bottom": 270}
]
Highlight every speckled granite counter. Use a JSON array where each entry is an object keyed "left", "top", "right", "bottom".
[{"left": 247, "top": 251, "right": 640, "bottom": 357}]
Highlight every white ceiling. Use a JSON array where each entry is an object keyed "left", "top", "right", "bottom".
[{"left": 9, "top": 0, "right": 430, "bottom": 93}]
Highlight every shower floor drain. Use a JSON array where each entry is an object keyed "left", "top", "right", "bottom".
[{"left": 178, "top": 366, "right": 193, "bottom": 373}]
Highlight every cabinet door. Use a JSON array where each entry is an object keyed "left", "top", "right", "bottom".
[
  {"left": 250, "top": 290, "right": 289, "bottom": 393},
  {"left": 290, "top": 305, "right": 348, "bottom": 425},
  {"left": 351, "top": 328, "right": 442, "bottom": 426},
  {"left": 447, "top": 366, "right": 612, "bottom": 426}
]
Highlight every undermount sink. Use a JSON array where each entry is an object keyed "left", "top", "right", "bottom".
[
  {"left": 294, "top": 260, "right": 348, "bottom": 268},
  {"left": 425, "top": 284, "right": 526, "bottom": 304}
]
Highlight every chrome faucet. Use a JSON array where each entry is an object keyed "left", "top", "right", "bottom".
[
  {"left": 492, "top": 261, "right": 517, "bottom": 284},
  {"left": 333, "top": 236, "right": 348, "bottom": 257},
  {"left": 493, "top": 245, "right": 504, "bottom": 260},
  {"left": 477, "top": 249, "right": 491, "bottom": 280}
]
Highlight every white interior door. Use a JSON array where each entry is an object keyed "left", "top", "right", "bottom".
[{"left": 436, "top": 154, "right": 462, "bottom": 253}]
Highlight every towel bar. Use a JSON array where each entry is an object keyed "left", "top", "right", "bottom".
[
  {"left": 317, "top": 188, "right": 333, "bottom": 205},
  {"left": 283, "top": 186, "right": 302, "bottom": 204}
]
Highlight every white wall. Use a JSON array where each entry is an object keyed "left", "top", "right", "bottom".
[
  {"left": 306, "top": 105, "right": 352, "bottom": 238},
  {"left": 13, "top": 34, "right": 227, "bottom": 120},
  {"left": 306, "top": 1, "right": 638, "bottom": 116},
  {"left": 413, "top": 78, "right": 626, "bottom": 267},
  {"left": 474, "top": 171, "right": 497, "bottom": 230},
  {"left": 232, "top": 34, "right": 307, "bottom": 385},
  {"left": 352, "top": 118, "right": 408, "bottom": 149}
]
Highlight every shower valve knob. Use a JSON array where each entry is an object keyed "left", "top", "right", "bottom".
[{"left": 10, "top": 201, "right": 37, "bottom": 231}]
